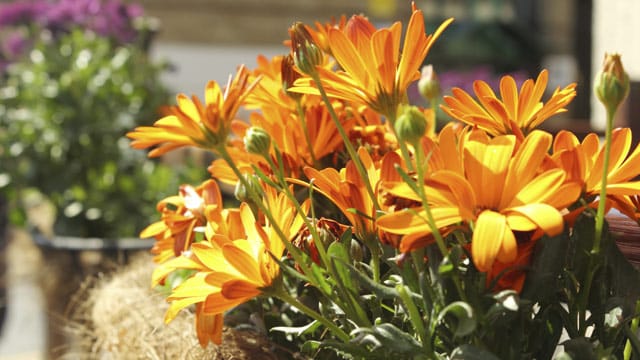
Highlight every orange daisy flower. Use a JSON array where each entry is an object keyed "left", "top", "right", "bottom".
[
  {"left": 551, "top": 128, "right": 640, "bottom": 220},
  {"left": 160, "top": 186, "right": 308, "bottom": 347},
  {"left": 127, "top": 65, "right": 259, "bottom": 157},
  {"left": 140, "top": 179, "right": 228, "bottom": 265},
  {"left": 377, "top": 130, "right": 581, "bottom": 273},
  {"left": 290, "top": 4, "right": 452, "bottom": 116},
  {"left": 441, "top": 70, "right": 577, "bottom": 139},
  {"left": 301, "top": 147, "right": 401, "bottom": 240}
]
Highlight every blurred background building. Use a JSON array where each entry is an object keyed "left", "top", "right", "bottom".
[{"left": 136, "top": 0, "right": 639, "bottom": 137}]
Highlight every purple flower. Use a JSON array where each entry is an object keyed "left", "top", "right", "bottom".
[
  {"left": 0, "top": 1, "right": 47, "bottom": 27},
  {"left": 1, "top": 0, "right": 145, "bottom": 43},
  {"left": 439, "top": 66, "right": 529, "bottom": 95},
  {"left": 3, "top": 30, "right": 29, "bottom": 58}
]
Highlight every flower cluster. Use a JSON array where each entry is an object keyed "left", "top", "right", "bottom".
[
  {"left": 129, "top": 3, "right": 640, "bottom": 358},
  {"left": 0, "top": 0, "right": 146, "bottom": 72}
]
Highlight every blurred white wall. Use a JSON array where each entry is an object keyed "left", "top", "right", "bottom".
[
  {"left": 150, "top": 42, "right": 285, "bottom": 96},
  {"left": 592, "top": 0, "right": 640, "bottom": 130}
]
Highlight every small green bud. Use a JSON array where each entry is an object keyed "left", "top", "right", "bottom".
[
  {"left": 394, "top": 105, "right": 428, "bottom": 144},
  {"left": 349, "top": 238, "right": 363, "bottom": 263},
  {"left": 594, "top": 53, "right": 630, "bottom": 114},
  {"left": 243, "top": 126, "right": 271, "bottom": 156},
  {"left": 234, "top": 173, "right": 262, "bottom": 203},
  {"left": 417, "top": 65, "right": 441, "bottom": 102}
]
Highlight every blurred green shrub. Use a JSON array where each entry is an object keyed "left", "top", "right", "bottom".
[{"left": 0, "top": 8, "right": 201, "bottom": 238}]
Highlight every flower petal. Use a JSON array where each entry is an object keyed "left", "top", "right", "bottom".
[{"left": 472, "top": 210, "right": 507, "bottom": 272}]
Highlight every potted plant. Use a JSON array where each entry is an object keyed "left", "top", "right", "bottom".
[{"left": 122, "top": 3, "right": 640, "bottom": 359}]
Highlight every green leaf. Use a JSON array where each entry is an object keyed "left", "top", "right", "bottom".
[
  {"left": 450, "top": 344, "right": 501, "bottom": 360},
  {"left": 561, "top": 337, "right": 597, "bottom": 360},
  {"left": 328, "top": 241, "right": 355, "bottom": 292},
  {"left": 437, "top": 301, "right": 476, "bottom": 337},
  {"left": 343, "top": 261, "right": 398, "bottom": 300},
  {"left": 623, "top": 323, "right": 640, "bottom": 356},
  {"left": 350, "top": 323, "right": 423, "bottom": 355},
  {"left": 271, "top": 320, "right": 321, "bottom": 336},
  {"left": 521, "top": 232, "right": 570, "bottom": 303},
  {"left": 530, "top": 306, "right": 565, "bottom": 360}
]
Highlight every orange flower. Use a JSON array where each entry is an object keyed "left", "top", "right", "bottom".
[
  {"left": 210, "top": 100, "right": 357, "bottom": 185},
  {"left": 551, "top": 128, "right": 640, "bottom": 219},
  {"left": 140, "top": 179, "right": 228, "bottom": 265},
  {"left": 160, "top": 186, "right": 308, "bottom": 347},
  {"left": 441, "top": 70, "right": 577, "bottom": 139},
  {"left": 127, "top": 65, "right": 258, "bottom": 157},
  {"left": 290, "top": 4, "right": 452, "bottom": 116},
  {"left": 377, "top": 130, "right": 581, "bottom": 273},
  {"left": 301, "top": 147, "right": 401, "bottom": 239}
]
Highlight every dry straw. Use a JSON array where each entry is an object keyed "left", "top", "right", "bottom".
[{"left": 61, "top": 254, "right": 277, "bottom": 360}]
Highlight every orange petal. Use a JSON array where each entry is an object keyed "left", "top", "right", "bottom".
[
  {"left": 221, "top": 278, "right": 262, "bottom": 300},
  {"left": 506, "top": 203, "right": 564, "bottom": 235},
  {"left": 472, "top": 210, "right": 506, "bottom": 272}
]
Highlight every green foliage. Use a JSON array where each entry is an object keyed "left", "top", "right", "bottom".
[{"left": 0, "top": 28, "right": 202, "bottom": 237}]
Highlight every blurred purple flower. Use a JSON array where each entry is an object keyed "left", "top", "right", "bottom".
[
  {"left": 0, "top": 0, "right": 145, "bottom": 43},
  {"left": 3, "top": 30, "right": 29, "bottom": 58},
  {"left": 0, "top": 1, "right": 47, "bottom": 27},
  {"left": 439, "top": 66, "right": 529, "bottom": 95}
]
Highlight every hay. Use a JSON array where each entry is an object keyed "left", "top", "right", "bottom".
[{"left": 62, "top": 254, "right": 278, "bottom": 359}]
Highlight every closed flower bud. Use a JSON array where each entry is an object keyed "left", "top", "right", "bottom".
[
  {"left": 281, "top": 54, "right": 303, "bottom": 100},
  {"left": 595, "top": 53, "right": 630, "bottom": 113},
  {"left": 394, "top": 105, "right": 428, "bottom": 144},
  {"left": 234, "top": 173, "right": 262, "bottom": 203},
  {"left": 244, "top": 126, "right": 271, "bottom": 156},
  {"left": 289, "top": 22, "right": 323, "bottom": 75},
  {"left": 418, "top": 65, "right": 441, "bottom": 102}
]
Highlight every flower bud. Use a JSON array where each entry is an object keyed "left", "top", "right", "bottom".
[
  {"left": 243, "top": 126, "right": 271, "bottom": 156},
  {"left": 234, "top": 173, "right": 262, "bottom": 203},
  {"left": 289, "top": 22, "right": 323, "bottom": 75},
  {"left": 418, "top": 65, "right": 441, "bottom": 103},
  {"left": 594, "top": 53, "right": 630, "bottom": 113},
  {"left": 281, "top": 54, "right": 303, "bottom": 100},
  {"left": 394, "top": 105, "right": 428, "bottom": 144}
]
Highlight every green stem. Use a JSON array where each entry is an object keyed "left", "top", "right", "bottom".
[
  {"left": 624, "top": 300, "right": 640, "bottom": 360},
  {"left": 295, "top": 100, "right": 319, "bottom": 167},
  {"left": 263, "top": 148, "right": 371, "bottom": 326},
  {"left": 594, "top": 107, "right": 615, "bottom": 254},
  {"left": 413, "top": 138, "right": 467, "bottom": 302},
  {"left": 310, "top": 72, "right": 380, "bottom": 211},
  {"left": 397, "top": 284, "right": 432, "bottom": 354},
  {"left": 216, "top": 145, "right": 312, "bottom": 277},
  {"left": 577, "top": 107, "right": 615, "bottom": 335},
  {"left": 272, "top": 284, "right": 351, "bottom": 342}
]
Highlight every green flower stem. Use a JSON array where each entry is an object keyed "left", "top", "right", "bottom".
[
  {"left": 262, "top": 151, "right": 371, "bottom": 326},
  {"left": 594, "top": 107, "right": 616, "bottom": 254},
  {"left": 578, "top": 107, "right": 615, "bottom": 335},
  {"left": 295, "top": 100, "right": 319, "bottom": 168},
  {"left": 413, "top": 138, "right": 467, "bottom": 303},
  {"left": 216, "top": 145, "right": 312, "bottom": 278},
  {"left": 364, "top": 233, "right": 382, "bottom": 284},
  {"left": 310, "top": 72, "right": 380, "bottom": 211},
  {"left": 271, "top": 284, "right": 351, "bottom": 342},
  {"left": 624, "top": 300, "right": 640, "bottom": 360},
  {"left": 397, "top": 284, "right": 432, "bottom": 354}
]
